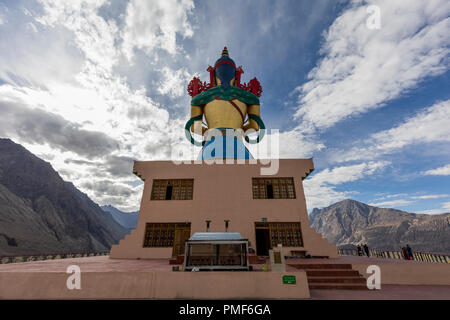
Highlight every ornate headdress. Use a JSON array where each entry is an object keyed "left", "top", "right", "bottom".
[{"left": 187, "top": 47, "right": 262, "bottom": 97}]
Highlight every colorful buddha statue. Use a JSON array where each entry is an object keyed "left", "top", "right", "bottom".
[{"left": 185, "top": 47, "right": 265, "bottom": 160}]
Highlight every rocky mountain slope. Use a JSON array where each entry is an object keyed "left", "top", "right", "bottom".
[
  {"left": 0, "top": 138, "right": 127, "bottom": 256},
  {"left": 101, "top": 205, "right": 139, "bottom": 230},
  {"left": 309, "top": 199, "right": 450, "bottom": 253}
]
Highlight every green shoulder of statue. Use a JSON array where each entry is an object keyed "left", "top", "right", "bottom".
[{"left": 191, "top": 86, "right": 260, "bottom": 106}]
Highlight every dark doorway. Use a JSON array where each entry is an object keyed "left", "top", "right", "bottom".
[
  {"left": 165, "top": 185, "right": 173, "bottom": 200},
  {"left": 266, "top": 184, "right": 273, "bottom": 199},
  {"left": 255, "top": 228, "right": 270, "bottom": 256}
]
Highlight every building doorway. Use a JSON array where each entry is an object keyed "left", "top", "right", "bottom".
[
  {"left": 172, "top": 223, "right": 191, "bottom": 257},
  {"left": 255, "top": 228, "right": 271, "bottom": 256}
]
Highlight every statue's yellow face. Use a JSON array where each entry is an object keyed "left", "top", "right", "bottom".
[{"left": 215, "top": 77, "right": 235, "bottom": 87}]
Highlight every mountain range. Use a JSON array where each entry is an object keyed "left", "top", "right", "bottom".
[
  {"left": 0, "top": 138, "right": 127, "bottom": 256},
  {"left": 309, "top": 199, "right": 450, "bottom": 253},
  {"left": 101, "top": 205, "right": 139, "bottom": 230}
]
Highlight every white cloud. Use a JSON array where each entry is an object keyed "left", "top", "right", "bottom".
[
  {"left": 370, "top": 100, "right": 450, "bottom": 151},
  {"left": 157, "top": 67, "right": 192, "bottom": 98},
  {"left": 310, "top": 161, "right": 388, "bottom": 185},
  {"left": 417, "top": 202, "right": 450, "bottom": 215},
  {"left": 247, "top": 129, "right": 325, "bottom": 159},
  {"left": 442, "top": 202, "right": 450, "bottom": 210},
  {"left": 368, "top": 199, "right": 413, "bottom": 208},
  {"left": 121, "top": 0, "right": 194, "bottom": 60},
  {"left": 294, "top": 0, "right": 450, "bottom": 132},
  {"left": 37, "top": 0, "right": 120, "bottom": 72},
  {"left": 417, "top": 209, "right": 448, "bottom": 215},
  {"left": 367, "top": 194, "right": 450, "bottom": 213},
  {"left": 304, "top": 161, "right": 388, "bottom": 209},
  {"left": 423, "top": 164, "right": 450, "bottom": 176},
  {"left": 337, "top": 100, "right": 450, "bottom": 162},
  {"left": 411, "top": 194, "right": 449, "bottom": 200}
]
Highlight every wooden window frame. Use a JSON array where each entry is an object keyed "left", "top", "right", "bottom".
[
  {"left": 150, "top": 179, "right": 194, "bottom": 200},
  {"left": 252, "top": 178, "right": 296, "bottom": 199},
  {"left": 143, "top": 222, "right": 191, "bottom": 248},
  {"left": 255, "top": 222, "right": 303, "bottom": 247}
]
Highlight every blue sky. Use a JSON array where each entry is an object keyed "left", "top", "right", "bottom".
[{"left": 0, "top": 0, "right": 449, "bottom": 213}]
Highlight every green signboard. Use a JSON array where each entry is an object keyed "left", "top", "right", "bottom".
[
  {"left": 261, "top": 218, "right": 267, "bottom": 222},
  {"left": 282, "top": 275, "right": 296, "bottom": 285}
]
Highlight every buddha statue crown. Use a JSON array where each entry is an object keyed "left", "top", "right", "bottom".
[{"left": 187, "top": 47, "right": 262, "bottom": 97}]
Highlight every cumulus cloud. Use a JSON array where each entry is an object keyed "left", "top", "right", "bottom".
[
  {"left": 37, "top": 0, "right": 120, "bottom": 72},
  {"left": 102, "top": 155, "right": 135, "bottom": 178},
  {"left": 294, "top": 0, "right": 450, "bottom": 132},
  {"left": 157, "top": 67, "right": 192, "bottom": 98},
  {"left": 0, "top": 101, "right": 120, "bottom": 158},
  {"left": 423, "top": 164, "right": 450, "bottom": 176},
  {"left": 121, "top": 0, "right": 194, "bottom": 60},
  {"left": 81, "top": 179, "right": 134, "bottom": 198}
]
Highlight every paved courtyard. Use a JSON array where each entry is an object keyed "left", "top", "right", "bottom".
[{"left": 0, "top": 255, "right": 449, "bottom": 300}]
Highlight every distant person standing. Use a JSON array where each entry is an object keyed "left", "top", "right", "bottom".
[
  {"left": 363, "top": 244, "right": 370, "bottom": 257},
  {"left": 406, "top": 244, "right": 413, "bottom": 260},
  {"left": 401, "top": 246, "right": 408, "bottom": 260},
  {"left": 357, "top": 245, "right": 362, "bottom": 256}
]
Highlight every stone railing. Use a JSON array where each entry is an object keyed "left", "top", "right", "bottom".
[
  {"left": 0, "top": 251, "right": 109, "bottom": 264},
  {"left": 338, "top": 248, "right": 450, "bottom": 264}
]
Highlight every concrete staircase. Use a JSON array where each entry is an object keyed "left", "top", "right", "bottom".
[{"left": 289, "top": 263, "right": 367, "bottom": 290}]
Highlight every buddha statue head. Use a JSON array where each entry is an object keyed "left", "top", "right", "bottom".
[{"left": 213, "top": 47, "right": 236, "bottom": 89}]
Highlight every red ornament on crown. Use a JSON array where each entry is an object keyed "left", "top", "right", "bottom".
[{"left": 187, "top": 59, "right": 262, "bottom": 98}]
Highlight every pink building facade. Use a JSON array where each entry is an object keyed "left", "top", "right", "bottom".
[{"left": 110, "top": 159, "right": 338, "bottom": 259}]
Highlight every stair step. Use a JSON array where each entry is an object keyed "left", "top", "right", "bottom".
[
  {"left": 289, "top": 264, "right": 353, "bottom": 270},
  {"left": 309, "top": 283, "right": 368, "bottom": 290},
  {"left": 308, "top": 276, "right": 366, "bottom": 284},
  {"left": 306, "top": 270, "right": 360, "bottom": 277}
]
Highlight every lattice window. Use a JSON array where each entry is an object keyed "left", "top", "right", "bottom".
[
  {"left": 150, "top": 179, "right": 193, "bottom": 200},
  {"left": 255, "top": 222, "right": 303, "bottom": 247},
  {"left": 143, "top": 223, "right": 190, "bottom": 247},
  {"left": 252, "top": 178, "right": 296, "bottom": 199}
]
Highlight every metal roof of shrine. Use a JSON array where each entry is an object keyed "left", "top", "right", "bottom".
[{"left": 188, "top": 232, "right": 246, "bottom": 241}]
